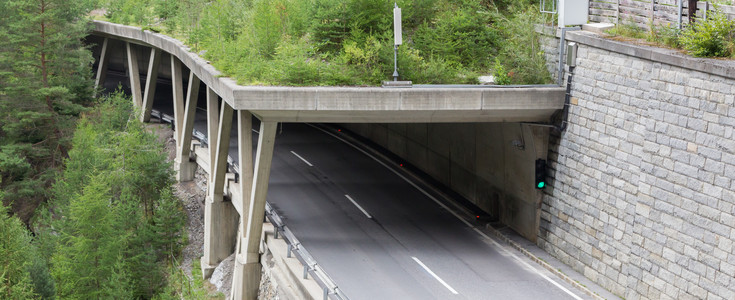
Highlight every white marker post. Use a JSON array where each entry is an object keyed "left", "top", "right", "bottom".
[{"left": 393, "top": 3, "right": 402, "bottom": 81}]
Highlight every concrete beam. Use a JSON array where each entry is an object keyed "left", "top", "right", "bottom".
[
  {"left": 141, "top": 48, "right": 162, "bottom": 122},
  {"left": 94, "top": 37, "right": 109, "bottom": 93},
  {"left": 201, "top": 101, "right": 238, "bottom": 278},
  {"left": 206, "top": 87, "right": 219, "bottom": 172},
  {"left": 210, "top": 101, "right": 233, "bottom": 197},
  {"left": 171, "top": 55, "right": 185, "bottom": 142},
  {"left": 175, "top": 72, "right": 200, "bottom": 182},
  {"left": 125, "top": 42, "right": 142, "bottom": 108},
  {"left": 231, "top": 110, "right": 254, "bottom": 300}
]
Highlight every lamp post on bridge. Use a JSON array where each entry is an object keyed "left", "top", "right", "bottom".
[
  {"left": 393, "top": 2, "right": 402, "bottom": 82},
  {"left": 384, "top": 2, "right": 411, "bottom": 87}
]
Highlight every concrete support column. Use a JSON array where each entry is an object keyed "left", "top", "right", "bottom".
[
  {"left": 201, "top": 101, "right": 238, "bottom": 278},
  {"left": 231, "top": 111, "right": 254, "bottom": 300},
  {"left": 231, "top": 121, "right": 278, "bottom": 300},
  {"left": 94, "top": 37, "right": 109, "bottom": 93},
  {"left": 175, "top": 73, "right": 200, "bottom": 182},
  {"left": 206, "top": 87, "right": 219, "bottom": 173},
  {"left": 125, "top": 42, "right": 142, "bottom": 108},
  {"left": 171, "top": 56, "right": 185, "bottom": 142},
  {"left": 141, "top": 48, "right": 162, "bottom": 122}
]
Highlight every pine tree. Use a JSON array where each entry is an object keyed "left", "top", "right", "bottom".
[
  {"left": 0, "top": 0, "right": 95, "bottom": 223},
  {"left": 0, "top": 205, "right": 39, "bottom": 299},
  {"left": 51, "top": 175, "right": 131, "bottom": 299}
]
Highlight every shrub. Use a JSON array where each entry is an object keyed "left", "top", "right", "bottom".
[
  {"left": 493, "top": 6, "right": 552, "bottom": 84},
  {"left": 646, "top": 24, "right": 681, "bottom": 49},
  {"left": 679, "top": 9, "right": 735, "bottom": 57}
]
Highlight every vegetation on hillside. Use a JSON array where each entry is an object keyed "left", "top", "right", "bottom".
[
  {"left": 0, "top": 0, "right": 95, "bottom": 224},
  {"left": 45, "top": 91, "right": 186, "bottom": 299},
  {"left": 1, "top": 0, "right": 193, "bottom": 297},
  {"left": 99, "top": 0, "right": 552, "bottom": 85}
]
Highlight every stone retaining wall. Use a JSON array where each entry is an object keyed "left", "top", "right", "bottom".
[{"left": 540, "top": 30, "right": 735, "bottom": 299}]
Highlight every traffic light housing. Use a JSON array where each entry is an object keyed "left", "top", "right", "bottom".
[{"left": 535, "top": 159, "right": 547, "bottom": 189}]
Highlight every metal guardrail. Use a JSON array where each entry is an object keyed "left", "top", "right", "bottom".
[
  {"left": 151, "top": 110, "right": 347, "bottom": 300},
  {"left": 265, "top": 202, "right": 350, "bottom": 300}
]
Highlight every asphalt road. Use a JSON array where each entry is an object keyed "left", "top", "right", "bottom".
[{"left": 107, "top": 74, "right": 587, "bottom": 300}]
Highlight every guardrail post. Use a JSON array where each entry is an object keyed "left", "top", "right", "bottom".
[
  {"left": 303, "top": 265, "right": 309, "bottom": 279},
  {"left": 287, "top": 244, "right": 293, "bottom": 258}
]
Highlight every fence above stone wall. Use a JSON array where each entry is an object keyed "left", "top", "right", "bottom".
[{"left": 588, "top": 0, "right": 735, "bottom": 28}]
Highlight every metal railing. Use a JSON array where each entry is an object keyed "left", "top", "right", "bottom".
[{"left": 265, "top": 202, "right": 350, "bottom": 300}]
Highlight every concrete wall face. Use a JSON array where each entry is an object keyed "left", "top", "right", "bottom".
[
  {"left": 541, "top": 38, "right": 735, "bottom": 299},
  {"left": 342, "top": 123, "right": 548, "bottom": 241}
]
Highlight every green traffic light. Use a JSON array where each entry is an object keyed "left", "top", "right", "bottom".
[{"left": 537, "top": 182, "right": 545, "bottom": 189}]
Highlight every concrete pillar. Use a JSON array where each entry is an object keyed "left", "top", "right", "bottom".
[
  {"left": 171, "top": 56, "right": 185, "bottom": 142},
  {"left": 231, "top": 121, "right": 278, "bottom": 300},
  {"left": 231, "top": 111, "right": 254, "bottom": 300},
  {"left": 94, "top": 37, "right": 109, "bottom": 93},
  {"left": 125, "top": 42, "right": 142, "bottom": 108},
  {"left": 175, "top": 73, "right": 200, "bottom": 182},
  {"left": 206, "top": 87, "right": 219, "bottom": 173},
  {"left": 141, "top": 48, "right": 162, "bottom": 122},
  {"left": 201, "top": 101, "right": 238, "bottom": 278}
]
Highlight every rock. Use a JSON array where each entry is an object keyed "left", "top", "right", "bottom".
[
  {"left": 210, "top": 253, "right": 236, "bottom": 297},
  {"left": 478, "top": 75, "right": 496, "bottom": 85}
]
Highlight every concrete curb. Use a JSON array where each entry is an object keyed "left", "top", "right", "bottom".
[{"left": 482, "top": 226, "right": 605, "bottom": 300}]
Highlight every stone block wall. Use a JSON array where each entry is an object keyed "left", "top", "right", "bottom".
[
  {"left": 538, "top": 26, "right": 562, "bottom": 84},
  {"left": 540, "top": 31, "right": 735, "bottom": 299}
]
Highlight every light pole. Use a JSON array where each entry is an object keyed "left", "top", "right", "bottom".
[{"left": 393, "top": 2, "right": 402, "bottom": 81}]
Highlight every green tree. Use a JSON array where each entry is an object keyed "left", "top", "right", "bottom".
[
  {"left": 0, "top": 0, "right": 94, "bottom": 223},
  {"left": 49, "top": 92, "right": 185, "bottom": 299},
  {"left": 52, "top": 175, "right": 133, "bottom": 299},
  {"left": 0, "top": 205, "right": 39, "bottom": 299}
]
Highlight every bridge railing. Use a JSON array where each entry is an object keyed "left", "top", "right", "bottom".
[{"left": 265, "top": 202, "right": 350, "bottom": 300}]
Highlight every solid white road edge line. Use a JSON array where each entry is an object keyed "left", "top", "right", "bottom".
[
  {"left": 290, "top": 151, "right": 314, "bottom": 167},
  {"left": 344, "top": 194, "right": 372, "bottom": 219},
  {"left": 312, "top": 125, "right": 584, "bottom": 300},
  {"left": 411, "top": 256, "right": 459, "bottom": 295}
]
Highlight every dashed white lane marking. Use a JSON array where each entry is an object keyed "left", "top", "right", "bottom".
[
  {"left": 252, "top": 129, "right": 259, "bottom": 134},
  {"left": 311, "top": 124, "right": 584, "bottom": 300},
  {"left": 344, "top": 195, "right": 372, "bottom": 219},
  {"left": 411, "top": 257, "right": 459, "bottom": 295},
  {"left": 290, "top": 151, "right": 314, "bottom": 167}
]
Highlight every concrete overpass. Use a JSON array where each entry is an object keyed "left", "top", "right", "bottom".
[{"left": 90, "top": 20, "right": 567, "bottom": 300}]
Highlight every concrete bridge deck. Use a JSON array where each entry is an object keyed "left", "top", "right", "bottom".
[{"left": 92, "top": 21, "right": 564, "bottom": 123}]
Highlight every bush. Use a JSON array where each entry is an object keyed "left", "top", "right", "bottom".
[
  {"left": 679, "top": 9, "right": 735, "bottom": 57},
  {"left": 647, "top": 24, "right": 681, "bottom": 49},
  {"left": 493, "top": 6, "right": 552, "bottom": 84}
]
